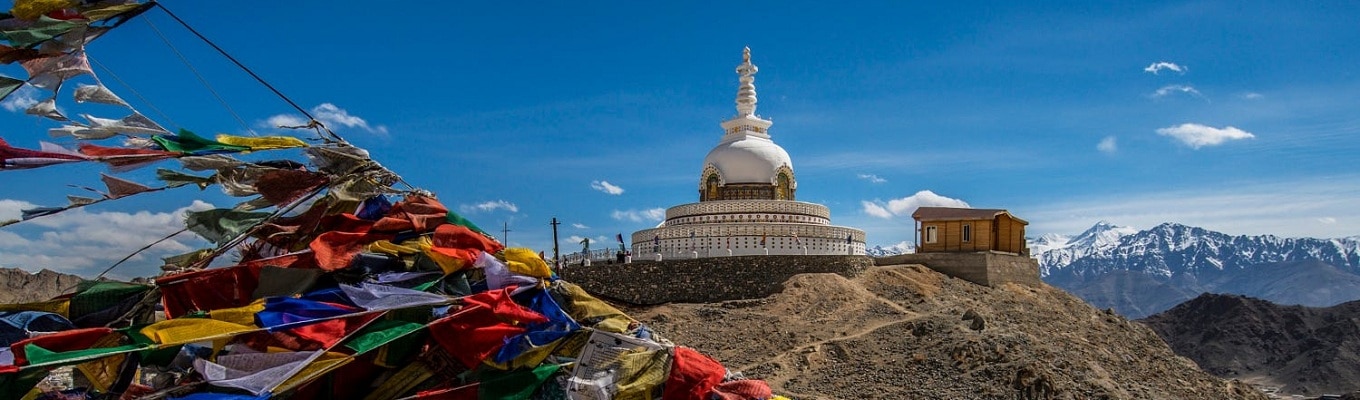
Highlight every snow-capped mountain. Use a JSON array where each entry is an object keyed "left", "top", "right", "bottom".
[
  {"left": 1033, "top": 222, "right": 1360, "bottom": 318},
  {"left": 866, "top": 241, "right": 915, "bottom": 257},
  {"left": 1043, "top": 222, "right": 1360, "bottom": 282},
  {"left": 1031, "top": 221, "right": 1137, "bottom": 276}
]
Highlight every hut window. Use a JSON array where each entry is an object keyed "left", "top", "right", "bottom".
[
  {"left": 961, "top": 224, "right": 971, "bottom": 243},
  {"left": 924, "top": 225, "right": 938, "bottom": 244}
]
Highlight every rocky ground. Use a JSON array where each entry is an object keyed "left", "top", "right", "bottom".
[
  {"left": 626, "top": 264, "right": 1267, "bottom": 400},
  {"left": 1141, "top": 293, "right": 1360, "bottom": 398}
]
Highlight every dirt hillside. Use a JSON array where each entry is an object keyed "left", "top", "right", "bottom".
[{"left": 626, "top": 264, "right": 1267, "bottom": 400}]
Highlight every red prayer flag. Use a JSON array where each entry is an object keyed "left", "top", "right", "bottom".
[
  {"left": 308, "top": 214, "right": 392, "bottom": 271},
  {"left": 662, "top": 346, "right": 727, "bottom": 400},
  {"left": 427, "top": 286, "right": 548, "bottom": 369},
  {"left": 663, "top": 346, "right": 728, "bottom": 400},
  {"left": 9, "top": 327, "right": 115, "bottom": 366},
  {"left": 156, "top": 263, "right": 264, "bottom": 318},
  {"left": 710, "top": 379, "right": 774, "bottom": 400},
  {"left": 416, "top": 383, "right": 479, "bottom": 400},
  {"left": 372, "top": 195, "right": 449, "bottom": 233},
  {"left": 427, "top": 224, "right": 504, "bottom": 265}
]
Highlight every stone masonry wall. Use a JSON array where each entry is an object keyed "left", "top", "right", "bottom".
[
  {"left": 561, "top": 255, "right": 873, "bottom": 305},
  {"left": 873, "top": 252, "right": 1041, "bottom": 287}
]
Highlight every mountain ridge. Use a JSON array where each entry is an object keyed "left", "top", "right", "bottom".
[
  {"left": 1031, "top": 222, "right": 1360, "bottom": 318},
  {"left": 1141, "top": 293, "right": 1360, "bottom": 396}
]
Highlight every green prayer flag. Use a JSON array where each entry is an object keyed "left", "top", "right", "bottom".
[
  {"left": 0, "top": 16, "right": 80, "bottom": 48},
  {"left": 342, "top": 320, "right": 424, "bottom": 355},
  {"left": 0, "top": 367, "right": 47, "bottom": 400},
  {"left": 184, "top": 208, "right": 270, "bottom": 245},
  {"left": 152, "top": 129, "right": 250, "bottom": 154},
  {"left": 156, "top": 168, "right": 215, "bottom": 189},
  {"left": 69, "top": 281, "right": 150, "bottom": 320},
  {"left": 23, "top": 342, "right": 144, "bottom": 367},
  {"left": 445, "top": 210, "right": 489, "bottom": 237},
  {"left": 0, "top": 75, "right": 24, "bottom": 103},
  {"left": 161, "top": 249, "right": 214, "bottom": 270},
  {"left": 478, "top": 363, "right": 561, "bottom": 400}
]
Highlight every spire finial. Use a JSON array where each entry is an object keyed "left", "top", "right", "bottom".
[{"left": 735, "top": 47, "right": 758, "bottom": 117}]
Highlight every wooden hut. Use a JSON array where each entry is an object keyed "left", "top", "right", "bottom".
[{"left": 912, "top": 207, "right": 1028, "bottom": 255}]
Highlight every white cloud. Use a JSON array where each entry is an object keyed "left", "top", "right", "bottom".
[
  {"left": 1, "top": 85, "right": 39, "bottom": 112},
  {"left": 1151, "top": 84, "right": 1203, "bottom": 99},
  {"left": 1317, "top": 217, "right": 1337, "bottom": 224},
  {"left": 266, "top": 114, "right": 309, "bottom": 128},
  {"left": 611, "top": 208, "right": 665, "bottom": 222},
  {"left": 1243, "top": 92, "right": 1264, "bottom": 100},
  {"left": 263, "top": 103, "right": 388, "bottom": 135},
  {"left": 1143, "top": 61, "right": 1187, "bottom": 75},
  {"left": 862, "top": 201, "right": 893, "bottom": 218},
  {"left": 571, "top": 223, "right": 589, "bottom": 229},
  {"left": 0, "top": 200, "right": 214, "bottom": 278},
  {"left": 459, "top": 200, "right": 519, "bottom": 214},
  {"left": 856, "top": 173, "right": 887, "bottom": 184},
  {"left": 0, "top": 199, "right": 38, "bottom": 221},
  {"left": 590, "top": 180, "right": 625, "bottom": 195},
  {"left": 1155, "top": 123, "right": 1255, "bottom": 149},
  {"left": 1097, "top": 136, "right": 1117, "bottom": 154},
  {"left": 862, "top": 190, "right": 970, "bottom": 219}
]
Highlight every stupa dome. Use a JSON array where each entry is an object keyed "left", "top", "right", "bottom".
[{"left": 702, "top": 135, "right": 792, "bottom": 184}]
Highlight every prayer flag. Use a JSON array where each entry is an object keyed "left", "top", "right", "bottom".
[
  {"left": 74, "top": 83, "right": 130, "bottom": 107},
  {"left": 0, "top": 137, "right": 87, "bottom": 170},
  {"left": 153, "top": 129, "right": 250, "bottom": 154},
  {"left": 427, "top": 286, "right": 548, "bottom": 368},
  {"left": 340, "top": 283, "right": 448, "bottom": 311},
  {"left": 185, "top": 208, "right": 271, "bottom": 245},
  {"left": 0, "top": 76, "right": 24, "bottom": 102},
  {"left": 192, "top": 350, "right": 323, "bottom": 395},
  {"left": 662, "top": 347, "right": 726, "bottom": 400},
  {"left": 215, "top": 134, "right": 308, "bottom": 150}
]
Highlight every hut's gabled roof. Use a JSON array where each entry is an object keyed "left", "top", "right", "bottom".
[{"left": 912, "top": 207, "right": 1029, "bottom": 225}]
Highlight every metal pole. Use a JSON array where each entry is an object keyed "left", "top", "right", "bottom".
[{"left": 550, "top": 218, "right": 561, "bottom": 274}]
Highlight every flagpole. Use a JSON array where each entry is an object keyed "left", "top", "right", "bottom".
[{"left": 550, "top": 217, "right": 561, "bottom": 274}]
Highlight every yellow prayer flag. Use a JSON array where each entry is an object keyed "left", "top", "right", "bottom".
[
  {"left": 612, "top": 349, "right": 670, "bottom": 400},
  {"left": 0, "top": 298, "right": 70, "bottom": 316},
  {"left": 216, "top": 134, "right": 308, "bottom": 150},
  {"left": 361, "top": 361, "right": 435, "bottom": 400},
  {"left": 503, "top": 247, "right": 553, "bottom": 278},
  {"left": 557, "top": 282, "right": 633, "bottom": 333},
  {"left": 209, "top": 298, "right": 266, "bottom": 327},
  {"left": 140, "top": 318, "right": 255, "bottom": 346},
  {"left": 272, "top": 352, "right": 352, "bottom": 394},
  {"left": 418, "top": 236, "right": 466, "bottom": 274},
  {"left": 75, "top": 333, "right": 128, "bottom": 392},
  {"left": 369, "top": 239, "right": 421, "bottom": 256}
]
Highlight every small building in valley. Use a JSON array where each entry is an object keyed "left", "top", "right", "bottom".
[{"left": 912, "top": 207, "right": 1029, "bottom": 255}]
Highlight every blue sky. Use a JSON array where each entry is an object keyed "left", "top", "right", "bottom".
[{"left": 1, "top": 1, "right": 1358, "bottom": 278}]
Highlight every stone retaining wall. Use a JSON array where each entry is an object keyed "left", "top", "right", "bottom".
[
  {"left": 873, "top": 252, "right": 1041, "bottom": 287},
  {"left": 561, "top": 255, "right": 873, "bottom": 305}
]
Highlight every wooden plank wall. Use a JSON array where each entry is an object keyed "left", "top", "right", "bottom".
[{"left": 920, "top": 216, "right": 1026, "bottom": 254}]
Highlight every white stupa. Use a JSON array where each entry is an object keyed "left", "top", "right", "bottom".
[{"left": 632, "top": 48, "right": 866, "bottom": 258}]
